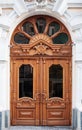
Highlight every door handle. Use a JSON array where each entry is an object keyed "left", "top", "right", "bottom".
[
  {"left": 35, "top": 93, "right": 47, "bottom": 103},
  {"left": 40, "top": 93, "right": 47, "bottom": 103},
  {"left": 34, "top": 93, "right": 41, "bottom": 101}
]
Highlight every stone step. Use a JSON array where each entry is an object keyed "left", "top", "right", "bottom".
[{"left": 9, "top": 126, "right": 73, "bottom": 130}]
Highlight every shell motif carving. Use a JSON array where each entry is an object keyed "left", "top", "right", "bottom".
[
  {"left": 28, "top": 34, "right": 53, "bottom": 56},
  {"left": 29, "top": 34, "right": 53, "bottom": 44}
]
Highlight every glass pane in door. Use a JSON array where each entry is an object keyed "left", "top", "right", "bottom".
[
  {"left": 19, "top": 64, "right": 33, "bottom": 98},
  {"left": 36, "top": 17, "right": 46, "bottom": 33},
  {"left": 47, "top": 22, "right": 60, "bottom": 36},
  {"left": 49, "top": 64, "right": 63, "bottom": 98},
  {"left": 22, "top": 22, "right": 35, "bottom": 36}
]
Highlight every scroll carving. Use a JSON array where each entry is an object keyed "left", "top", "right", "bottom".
[
  {"left": 11, "top": 45, "right": 71, "bottom": 58},
  {"left": 47, "top": 97, "right": 65, "bottom": 108},
  {"left": 11, "top": 34, "right": 71, "bottom": 57},
  {"left": 17, "top": 97, "right": 35, "bottom": 108}
]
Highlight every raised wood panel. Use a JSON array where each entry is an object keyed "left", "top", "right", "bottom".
[
  {"left": 15, "top": 120, "right": 35, "bottom": 126},
  {"left": 47, "top": 120, "right": 70, "bottom": 126},
  {"left": 17, "top": 109, "right": 35, "bottom": 120},
  {"left": 47, "top": 110, "right": 64, "bottom": 120}
]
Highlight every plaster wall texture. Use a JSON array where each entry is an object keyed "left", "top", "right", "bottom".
[{"left": 0, "top": 0, "right": 82, "bottom": 129}]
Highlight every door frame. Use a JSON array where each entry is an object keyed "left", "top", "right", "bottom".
[{"left": 10, "top": 15, "right": 72, "bottom": 126}]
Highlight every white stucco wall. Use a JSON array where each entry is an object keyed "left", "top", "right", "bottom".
[{"left": 0, "top": 0, "right": 82, "bottom": 129}]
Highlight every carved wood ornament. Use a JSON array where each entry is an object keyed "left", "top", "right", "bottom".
[{"left": 11, "top": 15, "right": 72, "bottom": 59}]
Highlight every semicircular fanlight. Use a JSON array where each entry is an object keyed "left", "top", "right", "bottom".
[
  {"left": 14, "top": 33, "right": 30, "bottom": 44},
  {"left": 52, "top": 33, "right": 68, "bottom": 44},
  {"left": 48, "top": 22, "right": 60, "bottom": 36}
]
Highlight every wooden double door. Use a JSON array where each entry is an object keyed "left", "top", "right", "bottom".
[{"left": 11, "top": 56, "right": 71, "bottom": 126}]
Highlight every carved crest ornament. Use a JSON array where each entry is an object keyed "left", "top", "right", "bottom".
[
  {"left": 25, "top": 0, "right": 55, "bottom": 7},
  {"left": 33, "top": 43, "right": 49, "bottom": 55},
  {"left": 26, "top": 0, "right": 55, "bottom": 3}
]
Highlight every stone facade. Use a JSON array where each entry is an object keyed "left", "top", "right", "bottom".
[{"left": 0, "top": 0, "right": 82, "bottom": 129}]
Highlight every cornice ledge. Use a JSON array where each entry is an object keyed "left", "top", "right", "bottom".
[
  {"left": 0, "top": 16, "right": 10, "bottom": 31},
  {"left": 0, "top": 60, "right": 7, "bottom": 63},
  {"left": 68, "top": 14, "right": 82, "bottom": 31},
  {"left": 72, "top": 24, "right": 82, "bottom": 31},
  {"left": 75, "top": 39, "right": 82, "bottom": 42},
  {"left": 0, "top": 0, "right": 14, "bottom": 4},
  {"left": 67, "top": 3, "right": 82, "bottom": 8},
  {"left": 0, "top": 0, "right": 14, "bottom": 8},
  {"left": 75, "top": 60, "right": 82, "bottom": 64},
  {"left": 0, "top": 24, "right": 9, "bottom": 31}
]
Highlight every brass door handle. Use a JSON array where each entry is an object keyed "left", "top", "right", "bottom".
[{"left": 35, "top": 93, "right": 47, "bottom": 103}]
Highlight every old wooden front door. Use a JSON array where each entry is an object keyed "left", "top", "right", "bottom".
[{"left": 10, "top": 15, "right": 72, "bottom": 126}]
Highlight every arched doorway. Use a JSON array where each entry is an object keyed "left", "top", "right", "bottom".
[{"left": 10, "top": 15, "right": 72, "bottom": 126}]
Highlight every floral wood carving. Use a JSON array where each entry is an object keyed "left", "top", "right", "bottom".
[
  {"left": 17, "top": 97, "right": 35, "bottom": 108},
  {"left": 47, "top": 97, "right": 65, "bottom": 108}
]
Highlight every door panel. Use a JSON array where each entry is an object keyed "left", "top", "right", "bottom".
[
  {"left": 11, "top": 59, "right": 40, "bottom": 125},
  {"left": 42, "top": 59, "right": 71, "bottom": 125},
  {"left": 11, "top": 58, "right": 71, "bottom": 125}
]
